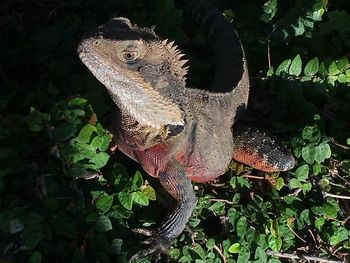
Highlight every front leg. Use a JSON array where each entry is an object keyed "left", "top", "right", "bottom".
[{"left": 130, "top": 161, "right": 197, "bottom": 261}]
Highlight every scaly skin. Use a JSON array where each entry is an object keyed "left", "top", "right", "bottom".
[{"left": 78, "top": 0, "right": 295, "bottom": 260}]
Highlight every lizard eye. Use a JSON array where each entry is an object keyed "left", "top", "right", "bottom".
[{"left": 120, "top": 51, "right": 139, "bottom": 63}]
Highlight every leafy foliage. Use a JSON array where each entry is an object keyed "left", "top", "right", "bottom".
[{"left": 1, "top": 0, "right": 349, "bottom": 262}]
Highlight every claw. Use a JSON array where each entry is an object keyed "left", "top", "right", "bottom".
[
  {"left": 129, "top": 231, "right": 173, "bottom": 262},
  {"left": 129, "top": 246, "right": 158, "bottom": 262},
  {"left": 132, "top": 228, "right": 153, "bottom": 236}
]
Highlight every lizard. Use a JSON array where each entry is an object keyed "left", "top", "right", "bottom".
[{"left": 77, "top": 0, "right": 296, "bottom": 260}]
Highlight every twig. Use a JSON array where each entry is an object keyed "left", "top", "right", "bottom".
[
  {"left": 291, "top": 188, "right": 302, "bottom": 196},
  {"left": 203, "top": 238, "right": 227, "bottom": 263},
  {"left": 308, "top": 228, "right": 317, "bottom": 244},
  {"left": 267, "top": 250, "right": 342, "bottom": 263},
  {"left": 340, "top": 214, "right": 350, "bottom": 225},
  {"left": 209, "top": 198, "right": 233, "bottom": 205},
  {"left": 287, "top": 225, "right": 307, "bottom": 243},
  {"left": 209, "top": 182, "right": 227, "bottom": 187},
  {"left": 329, "top": 182, "right": 347, "bottom": 190},
  {"left": 331, "top": 141, "right": 350, "bottom": 150},
  {"left": 213, "top": 244, "right": 227, "bottom": 263},
  {"left": 242, "top": 174, "right": 265, "bottom": 180},
  {"left": 324, "top": 192, "right": 350, "bottom": 200},
  {"left": 267, "top": 39, "right": 271, "bottom": 68},
  {"left": 266, "top": 26, "right": 276, "bottom": 68}
]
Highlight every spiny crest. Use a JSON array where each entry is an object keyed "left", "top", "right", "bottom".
[{"left": 161, "top": 39, "right": 189, "bottom": 80}]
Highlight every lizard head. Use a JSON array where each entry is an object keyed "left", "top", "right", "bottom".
[{"left": 78, "top": 17, "right": 187, "bottom": 128}]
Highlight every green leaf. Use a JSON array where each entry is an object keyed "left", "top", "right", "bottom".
[
  {"left": 237, "top": 176, "right": 251, "bottom": 188},
  {"left": 90, "top": 152, "right": 110, "bottom": 169},
  {"left": 268, "top": 235, "right": 282, "bottom": 251},
  {"left": 68, "top": 97, "right": 88, "bottom": 107},
  {"left": 323, "top": 199, "right": 340, "bottom": 218},
  {"left": 302, "top": 182, "right": 312, "bottom": 194},
  {"left": 337, "top": 57, "right": 349, "bottom": 71},
  {"left": 302, "top": 145, "right": 316, "bottom": 164},
  {"left": 304, "top": 57, "right": 319, "bottom": 76},
  {"left": 141, "top": 185, "right": 157, "bottom": 200},
  {"left": 289, "top": 55, "right": 302, "bottom": 76},
  {"left": 131, "top": 171, "right": 144, "bottom": 190},
  {"left": 77, "top": 124, "right": 96, "bottom": 143},
  {"left": 237, "top": 248, "right": 250, "bottom": 263},
  {"left": 208, "top": 201, "right": 225, "bottom": 214},
  {"left": 319, "top": 178, "right": 331, "bottom": 191},
  {"left": 27, "top": 111, "right": 44, "bottom": 132},
  {"left": 319, "top": 62, "right": 328, "bottom": 76},
  {"left": 205, "top": 238, "right": 216, "bottom": 250},
  {"left": 267, "top": 67, "right": 274, "bottom": 77},
  {"left": 246, "top": 226, "right": 256, "bottom": 245},
  {"left": 52, "top": 123, "right": 78, "bottom": 142},
  {"left": 131, "top": 191, "right": 149, "bottom": 206},
  {"left": 330, "top": 227, "right": 349, "bottom": 245},
  {"left": 300, "top": 209, "right": 310, "bottom": 224},
  {"left": 110, "top": 238, "right": 123, "bottom": 255},
  {"left": 341, "top": 160, "right": 350, "bottom": 173},
  {"left": 328, "top": 61, "right": 340, "bottom": 75},
  {"left": 292, "top": 20, "right": 305, "bottom": 36},
  {"left": 189, "top": 218, "right": 201, "bottom": 227},
  {"left": 232, "top": 193, "right": 241, "bottom": 204},
  {"left": 191, "top": 244, "right": 206, "bottom": 259},
  {"left": 118, "top": 191, "right": 133, "bottom": 210},
  {"left": 311, "top": 9, "right": 324, "bottom": 21},
  {"left": 294, "top": 164, "right": 309, "bottom": 181},
  {"left": 289, "top": 178, "right": 302, "bottom": 189},
  {"left": 315, "top": 217, "right": 325, "bottom": 231},
  {"left": 95, "top": 215, "right": 112, "bottom": 232},
  {"left": 90, "top": 134, "right": 111, "bottom": 151},
  {"left": 95, "top": 195, "right": 113, "bottom": 213},
  {"left": 314, "top": 142, "right": 331, "bottom": 163},
  {"left": 84, "top": 211, "right": 99, "bottom": 224},
  {"left": 275, "top": 177, "right": 285, "bottom": 190},
  {"left": 312, "top": 162, "right": 321, "bottom": 175},
  {"left": 275, "top": 59, "right": 291, "bottom": 76},
  {"left": 338, "top": 74, "right": 350, "bottom": 83},
  {"left": 255, "top": 247, "right": 267, "bottom": 263},
  {"left": 227, "top": 208, "right": 237, "bottom": 225},
  {"left": 23, "top": 224, "right": 44, "bottom": 249},
  {"left": 28, "top": 251, "right": 42, "bottom": 263},
  {"left": 302, "top": 126, "right": 321, "bottom": 143},
  {"left": 73, "top": 143, "right": 96, "bottom": 162},
  {"left": 236, "top": 216, "right": 248, "bottom": 238},
  {"left": 327, "top": 75, "right": 337, "bottom": 85},
  {"left": 261, "top": 0, "right": 277, "bottom": 23}
]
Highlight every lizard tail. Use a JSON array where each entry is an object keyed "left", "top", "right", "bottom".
[
  {"left": 232, "top": 125, "right": 296, "bottom": 172},
  {"left": 184, "top": 0, "right": 247, "bottom": 93}
]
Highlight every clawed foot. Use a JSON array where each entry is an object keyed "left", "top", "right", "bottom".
[{"left": 129, "top": 228, "right": 173, "bottom": 262}]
